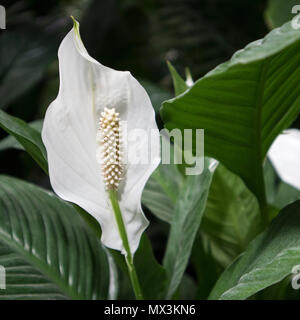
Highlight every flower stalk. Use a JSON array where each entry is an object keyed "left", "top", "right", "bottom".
[
  {"left": 100, "top": 107, "right": 143, "bottom": 299},
  {"left": 108, "top": 189, "right": 143, "bottom": 300}
]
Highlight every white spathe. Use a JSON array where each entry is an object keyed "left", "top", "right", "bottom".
[
  {"left": 42, "top": 19, "right": 160, "bottom": 254},
  {"left": 268, "top": 129, "right": 300, "bottom": 191}
]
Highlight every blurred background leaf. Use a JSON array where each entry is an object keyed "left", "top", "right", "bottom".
[
  {"left": 0, "top": 30, "right": 57, "bottom": 110},
  {"left": 265, "top": 0, "right": 299, "bottom": 29}
]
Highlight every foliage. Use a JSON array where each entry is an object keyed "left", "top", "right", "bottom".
[{"left": 0, "top": 0, "right": 300, "bottom": 300}]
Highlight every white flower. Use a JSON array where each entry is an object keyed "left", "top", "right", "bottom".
[
  {"left": 42, "top": 19, "right": 160, "bottom": 255},
  {"left": 268, "top": 129, "right": 300, "bottom": 190}
]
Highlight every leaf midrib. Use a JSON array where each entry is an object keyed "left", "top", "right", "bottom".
[
  {"left": 252, "top": 59, "right": 270, "bottom": 206},
  {"left": 0, "top": 229, "right": 84, "bottom": 300}
]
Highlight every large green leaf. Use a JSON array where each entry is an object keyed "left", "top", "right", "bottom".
[
  {"left": 209, "top": 199, "right": 300, "bottom": 300},
  {"left": 135, "top": 235, "right": 167, "bottom": 299},
  {"left": 191, "top": 233, "right": 223, "bottom": 299},
  {"left": 0, "top": 111, "right": 47, "bottom": 173},
  {"left": 161, "top": 21, "right": 300, "bottom": 208},
  {"left": 0, "top": 175, "right": 110, "bottom": 299},
  {"left": 201, "top": 164, "right": 261, "bottom": 267},
  {"left": 163, "top": 158, "right": 215, "bottom": 298}
]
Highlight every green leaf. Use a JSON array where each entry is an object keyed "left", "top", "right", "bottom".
[
  {"left": 209, "top": 199, "right": 300, "bottom": 300},
  {"left": 0, "top": 119, "right": 43, "bottom": 152},
  {"left": 167, "top": 61, "right": 188, "bottom": 96},
  {"left": 135, "top": 235, "right": 167, "bottom": 299},
  {"left": 0, "top": 175, "right": 110, "bottom": 299},
  {"left": 109, "top": 234, "right": 167, "bottom": 300},
  {"left": 265, "top": 0, "right": 299, "bottom": 29},
  {"left": 163, "top": 158, "right": 215, "bottom": 298},
  {"left": 201, "top": 164, "right": 261, "bottom": 267},
  {"left": 161, "top": 21, "right": 300, "bottom": 208},
  {"left": 142, "top": 161, "right": 184, "bottom": 223},
  {"left": 191, "top": 233, "right": 223, "bottom": 299},
  {"left": 177, "top": 274, "right": 198, "bottom": 299},
  {"left": 0, "top": 111, "right": 47, "bottom": 173},
  {"left": 0, "top": 30, "right": 56, "bottom": 109}
]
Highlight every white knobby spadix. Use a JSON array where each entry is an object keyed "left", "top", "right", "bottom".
[
  {"left": 98, "top": 107, "right": 124, "bottom": 190},
  {"left": 42, "top": 18, "right": 160, "bottom": 257}
]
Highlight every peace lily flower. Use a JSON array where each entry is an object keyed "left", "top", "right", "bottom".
[
  {"left": 268, "top": 129, "right": 300, "bottom": 190},
  {"left": 42, "top": 17, "right": 160, "bottom": 272}
]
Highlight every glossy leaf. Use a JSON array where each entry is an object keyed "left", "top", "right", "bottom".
[
  {"left": 0, "top": 110, "right": 47, "bottom": 173},
  {"left": 161, "top": 21, "right": 300, "bottom": 207},
  {"left": 209, "top": 199, "right": 300, "bottom": 300},
  {"left": 163, "top": 158, "right": 215, "bottom": 298},
  {"left": 0, "top": 175, "right": 110, "bottom": 299},
  {"left": 135, "top": 235, "right": 167, "bottom": 299},
  {"left": 201, "top": 164, "right": 261, "bottom": 267},
  {"left": 191, "top": 233, "right": 223, "bottom": 299}
]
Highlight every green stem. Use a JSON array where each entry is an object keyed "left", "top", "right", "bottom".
[
  {"left": 257, "top": 166, "right": 269, "bottom": 230},
  {"left": 108, "top": 189, "right": 143, "bottom": 300},
  {"left": 260, "top": 200, "right": 269, "bottom": 231}
]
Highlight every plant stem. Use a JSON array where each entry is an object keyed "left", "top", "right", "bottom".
[
  {"left": 255, "top": 163, "right": 269, "bottom": 230},
  {"left": 260, "top": 200, "right": 269, "bottom": 231},
  {"left": 108, "top": 189, "right": 143, "bottom": 300}
]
